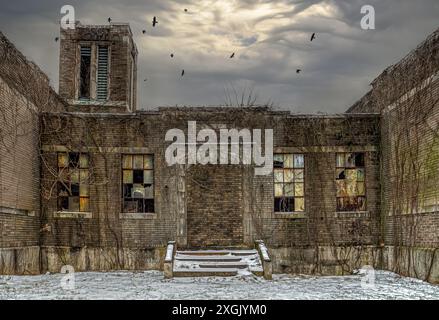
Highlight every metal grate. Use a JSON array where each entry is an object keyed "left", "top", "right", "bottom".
[{"left": 97, "top": 46, "right": 108, "bottom": 101}]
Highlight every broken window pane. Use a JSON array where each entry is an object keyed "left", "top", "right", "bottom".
[
  {"left": 294, "top": 154, "right": 304, "bottom": 168},
  {"left": 58, "top": 153, "right": 68, "bottom": 168},
  {"left": 133, "top": 169, "right": 144, "bottom": 183},
  {"left": 79, "top": 154, "right": 89, "bottom": 168},
  {"left": 123, "top": 200, "right": 138, "bottom": 213},
  {"left": 284, "top": 183, "right": 294, "bottom": 197},
  {"left": 273, "top": 154, "right": 284, "bottom": 168},
  {"left": 144, "top": 155, "right": 154, "bottom": 169},
  {"left": 336, "top": 180, "right": 347, "bottom": 197},
  {"left": 70, "top": 169, "right": 79, "bottom": 184},
  {"left": 133, "top": 155, "right": 143, "bottom": 169},
  {"left": 122, "top": 155, "right": 133, "bottom": 169},
  {"left": 345, "top": 153, "right": 356, "bottom": 168},
  {"left": 69, "top": 196, "right": 80, "bottom": 212},
  {"left": 336, "top": 153, "right": 345, "bottom": 168},
  {"left": 284, "top": 169, "right": 294, "bottom": 183},
  {"left": 357, "top": 169, "right": 365, "bottom": 182},
  {"left": 80, "top": 184, "right": 89, "bottom": 197},
  {"left": 144, "top": 170, "right": 153, "bottom": 184},
  {"left": 294, "top": 183, "right": 304, "bottom": 197},
  {"left": 80, "top": 197, "right": 89, "bottom": 212},
  {"left": 144, "top": 184, "right": 154, "bottom": 199},
  {"left": 345, "top": 169, "right": 357, "bottom": 181},
  {"left": 274, "top": 183, "right": 283, "bottom": 197},
  {"left": 294, "top": 169, "right": 304, "bottom": 182},
  {"left": 274, "top": 169, "right": 283, "bottom": 183},
  {"left": 69, "top": 153, "right": 80, "bottom": 168},
  {"left": 71, "top": 184, "right": 80, "bottom": 196},
  {"left": 58, "top": 197, "right": 69, "bottom": 211},
  {"left": 123, "top": 184, "right": 133, "bottom": 198},
  {"left": 284, "top": 154, "right": 294, "bottom": 168},
  {"left": 295, "top": 197, "right": 305, "bottom": 212},
  {"left": 123, "top": 170, "right": 133, "bottom": 183},
  {"left": 132, "top": 184, "right": 145, "bottom": 198},
  {"left": 355, "top": 153, "right": 365, "bottom": 167},
  {"left": 274, "top": 197, "right": 294, "bottom": 212},
  {"left": 336, "top": 169, "right": 346, "bottom": 180},
  {"left": 80, "top": 169, "right": 89, "bottom": 183}
]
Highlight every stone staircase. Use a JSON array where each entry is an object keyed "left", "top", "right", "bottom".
[{"left": 172, "top": 249, "right": 264, "bottom": 277}]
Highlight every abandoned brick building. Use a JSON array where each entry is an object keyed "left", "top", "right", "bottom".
[{"left": 0, "top": 22, "right": 438, "bottom": 282}]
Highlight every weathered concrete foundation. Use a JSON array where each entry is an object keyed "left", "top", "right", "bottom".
[
  {"left": 39, "top": 246, "right": 166, "bottom": 273},
  {"left": 0, "top": 246, "right": 40, "bottom": 275}
]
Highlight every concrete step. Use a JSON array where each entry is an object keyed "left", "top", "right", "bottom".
[
  {"left": 173, "top": 268, "right": 239, "bottom": 277},
  {"left": 175, "top": 255, "right": 242, "bottom": 262},
  {"left": 198, "top": 262, "right": 249, "bottom": 269}
]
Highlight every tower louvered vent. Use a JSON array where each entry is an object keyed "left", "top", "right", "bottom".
[{"left": 97, "top": 46, "right": 109, "bottom": 101}]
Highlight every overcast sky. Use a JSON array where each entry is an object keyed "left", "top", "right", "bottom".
[{"left": 0, "top": 0, "right": 438, "bottom": 113}]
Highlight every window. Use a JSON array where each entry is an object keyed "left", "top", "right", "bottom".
[
  {"left": 57, "top": 152, "right": 90, "bottom": 212},
  {"left": 336, "top": 153, "right": 366, "bottom": 211},
  {"left": 79, "top": 46, "right": 91, "bottom": 100},
  {"left": 97, "top": 46, "right": 109, "bottom": 101},
  {"left": 122, "top": 154, "right": 154, "bottom": 213},
  {"left": 274, "top": 154, "right": 305, "bottom": 212}
]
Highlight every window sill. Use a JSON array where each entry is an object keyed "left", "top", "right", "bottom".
[
  {"left": 335, "top": 211, "right": 370, "bottom": 218},
  {"left": 274, "top": 212, "right": 306, "bottom": 219},
  {"left": 0, "top": 206, "right": 34, "bottom": 216},
  {"left": 119, "top": 212, "right": 157, "bottom": 219},
  {"left": 53, "top": 211, "right": 92, "bottom": 219}
]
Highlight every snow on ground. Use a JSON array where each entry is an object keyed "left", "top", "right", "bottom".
[{"left": 0, "top": 270, "right": 438, "bottom": 300}]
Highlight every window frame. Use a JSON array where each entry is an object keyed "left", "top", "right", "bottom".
[
  {"left": 121, "top": 154, "right": 155, "bottom": 214},
  {"left": 335, "top": 152, "right": 367, "bottom": 212},
  {"left": 57, "top": 152, "right": 90, "bottom": 213},
  {"left": 273, "top": 153, "right": 305, "bottom": 213}
]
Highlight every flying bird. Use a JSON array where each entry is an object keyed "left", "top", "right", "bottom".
[
  {"left": 170, "top": 53, "right": 174, "bottom": 58},
  {"left": 184, "top": 8, "right": 188, "bottom": 12},
  {"left": 152, "top": 16, "right": 158, "bottom": 27},
  {"left": 144, "top": 78, "right": 147, "bottom": 82},
  {"left": 310, "top": 33, "right": 316, "bottom": 41},
  {"left": 142, "top": 30, "right": 146, "bottom": 34},
  {"left": 230, "top": 52, "right": 235, "bottom": 59},
  {"left": 108, "top": 17, "right": 112, "bottom": 23},
  {"left": 296, "top": 69, "right": 301, "bottom": 74},
  {"left": 181, "top": 69, "right": 185, "bottom": 77},
  {"left": 55, "top": 37, "right": 59, "bottom": 42}
]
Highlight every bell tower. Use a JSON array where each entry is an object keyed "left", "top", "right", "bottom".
[{"left": 59, "top": 21, "right": 137, "bottom": 113}]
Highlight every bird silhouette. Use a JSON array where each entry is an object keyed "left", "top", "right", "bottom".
[
  {"left": 184, "top": 8, "right": 188, "bottom": 12},
  {"left": 181, "top": 69, "right": 185, "bottom": 77},
  {"left": 152, "top": 17, "right": 158, "bottom": 27},
  {"left": 170, "top": 53, "right": 174, "bottom": 58},
  {"left": 296, "top": 69, "right": 302, "bottom": 74},
  {"left": 142, "top": 30, "right": 146, "bottom": 34},
  {"left": 55, "top": 37, "right": 59, "bottom": 42},
  {"left": 144, "top": 78, "right": 147, "bottom": 82},
  {"left": 230, "top": 52, "right": 235, "bottom": 58},
  {"left": 310, "top": 33, "right": 316, "bottom": 41},
  {"left": 108, "top": 17, "right": 112, "bottom": 23}
]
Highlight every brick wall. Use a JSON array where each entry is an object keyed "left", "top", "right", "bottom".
[
  {"left": 0, "top": 31, "right": 65, "bottom": 250},
  {"left": 40, "top": 109, "right": 380, "bottom": 251}
]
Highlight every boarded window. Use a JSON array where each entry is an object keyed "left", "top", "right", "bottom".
[
  {"left": 97, "top": 46, "right": 109, "bottom": 101},
  {"left": 79, "top": 46, "right": 91, "bottom": 100},
  {"left": 57, "top": 152, "right": 90, "bottom": 212},
  {"left": 122, "top": 154, "right": 154, "bottom": 213},
  {"left": 336, "top": 153, "right": 366, "bottom": 211},
  {"left": 274, "top": 153, "right": 305, "bottom": 213}
]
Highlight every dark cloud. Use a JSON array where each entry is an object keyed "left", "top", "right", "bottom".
[{"left": 0, "top": 0, "right": 438, "bottom": 113}]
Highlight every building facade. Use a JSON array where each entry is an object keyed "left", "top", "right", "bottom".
[{"left": 0, "top": 23, "right": 438, "bottom": 282}]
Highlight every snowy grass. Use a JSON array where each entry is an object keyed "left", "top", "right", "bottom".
[{"left": 0, "top": 270, "right": 438, "bottom": 300}]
